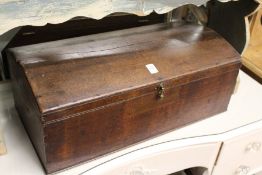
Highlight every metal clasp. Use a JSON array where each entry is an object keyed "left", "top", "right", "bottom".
[{"left": 156, "top": 83, "right": 165, "bottom": 99}]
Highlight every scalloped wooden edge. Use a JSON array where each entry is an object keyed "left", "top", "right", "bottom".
[{"left": 0, "top": 0, "right": 233, "bottom": 36}]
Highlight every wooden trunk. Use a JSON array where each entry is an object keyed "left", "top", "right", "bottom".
[{"left": 7, "top": 22, "right": 241, "bottom": 174}]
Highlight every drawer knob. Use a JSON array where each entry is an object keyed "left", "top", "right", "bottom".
[
  {"left": 246, "top": 142, "right": 261, "bottom": 152},
  {"left": 127, "top": 166, "right": 157, "bottom": 175},
  {"left": 235, "top": 166, "right": 250, "bottom": 175}
]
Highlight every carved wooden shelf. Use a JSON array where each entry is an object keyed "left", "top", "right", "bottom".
[{"left": 0, "top": 0, "right": 233, "bottom": 36}]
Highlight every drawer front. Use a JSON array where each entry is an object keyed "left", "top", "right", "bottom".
[
  {"left": 213, "top": 127, "right": 262, "bottom": 175},
  {"left": 84, "top": 142, "right": 221, "bottom": 175}
]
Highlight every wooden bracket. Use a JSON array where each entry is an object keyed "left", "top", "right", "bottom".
[{"left": 242, "top": 5, "right": 262, "bottom": 81}]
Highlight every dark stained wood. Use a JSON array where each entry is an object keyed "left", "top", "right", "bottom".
[
  {"left": 7, "top": 22, "right": 241, "bottom": 174},
  {"left": 8, "top": 51, "right": 46, "bottom": 169},
  {"left": 2, "top": 12, "right": 165, "bottom": 79},
  {"left": 6, "top": 13, "right": 165, "bottom": 49},
  {"left": 207, "top": 0, "right": 259, "bottom": 53}
]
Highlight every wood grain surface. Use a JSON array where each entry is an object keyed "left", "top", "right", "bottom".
[
  {"left": 9, "top": 23, "right": 240, "bottom": 114},
  {"left": 1, "top": 13, "right": 165, "bottom": 79},
  {"left": 242, "top": 6, "right": 262, "bottom": 80},
  {"left": 8, "top": 23, "right": 241, "bottom": 173}
]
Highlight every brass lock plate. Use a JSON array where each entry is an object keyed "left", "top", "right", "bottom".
[{"left": 156, "top": 83, "right": 165, "bottom": 99}]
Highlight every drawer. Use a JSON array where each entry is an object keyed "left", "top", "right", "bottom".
[
  {"left": 213, "top": 127, "right": 262, "bottom": 175},
  {"left": 82, "top": 142, "right": 221, "bottom": 175}
]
